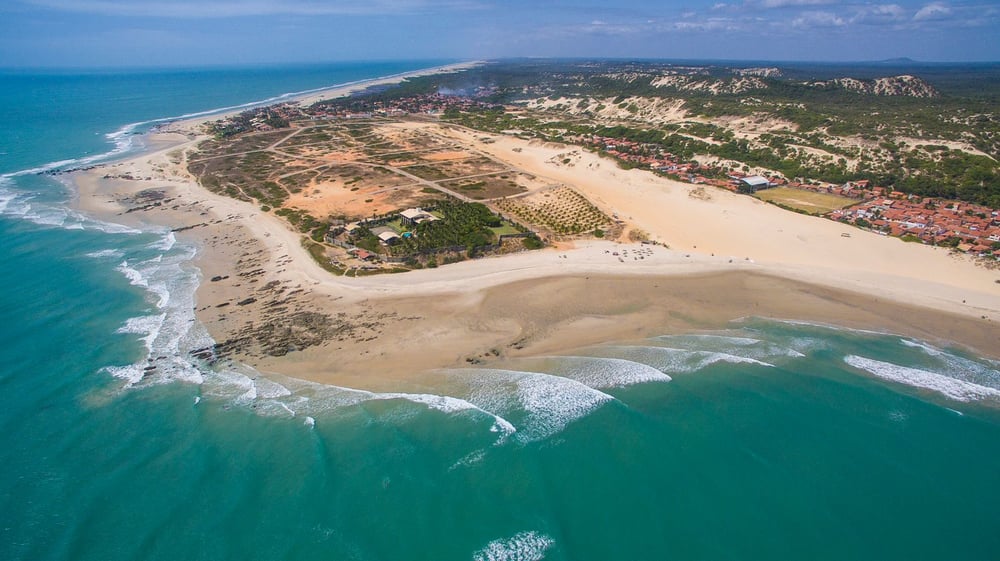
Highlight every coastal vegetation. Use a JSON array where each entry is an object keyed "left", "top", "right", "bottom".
[
  {"left": 384, "top": 201, "right": 512, "bottom": 257},
  {"left": 342, "top": 60, "right": 1000, "bottom": 208},
  {"left": 188, "top": 111, "right": 561, "bottom": 273},
  {"left": 494, "top": 185, "right": 618, "bottom": 239},
  {"left": 190, "top": 59, "right": 999, "bottom": 264}
]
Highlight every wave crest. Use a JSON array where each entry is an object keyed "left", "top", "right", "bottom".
[
  {"left": 844, "top": 355, "right": 1000, "bottom": 403},
  {"left": 473, "top": 531, "right": 555, "bottom": 561}
]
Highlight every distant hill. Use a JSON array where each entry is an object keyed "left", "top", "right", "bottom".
[
  {"left": 643, "top": 69, "right": 939, "bottom": 98},
  {"left": 874, "top": 57, "right": 919, "bottom": 65},
  {"left": 805, "top": 75, "right": 939, "bottom": 97},
  {"left": 319, "top": 59, "right": 1000, "bottom": 207},
  {"left": 650, "top": 74, "right": 768, "bottom": 95}
]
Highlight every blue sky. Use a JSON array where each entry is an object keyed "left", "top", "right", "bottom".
[{"left": 1, "top": 0, "right": 997, "bottom": 67}]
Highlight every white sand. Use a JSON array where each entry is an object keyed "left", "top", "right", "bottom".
[{"left": 430, "top": 124, "right": 1000, "bottom": 320}]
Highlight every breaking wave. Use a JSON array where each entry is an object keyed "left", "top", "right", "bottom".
[
  {"left": 527, "top": 356, "right": 671, "bottom": 388},
  {"left": 587, "top": 345, "right": 774, "bottom": 374},
  {"left": 442, "top": 368, "right": 616, "bottom": 444},
  {"left": 199, "top": 367, "right": 517, "bottom": 443},
  {"left": 0, "top": 179, "right": 143, "bottom": 235},
  {"left": 473, "top": 531, "right": 555, "bottom": 561},
  {"left": 653, "top": 333, "right": 806, "bottom": 360},
  {"left": 844, "top": 355, "right": 1000, "bottom": 403},
  {"left": 102, "top": 237, "right": 210, "bottom": 388},
  {"left": 899, "top": 339, "right": 1000, "bottom": 390}
]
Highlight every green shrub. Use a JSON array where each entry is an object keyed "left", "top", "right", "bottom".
[{"left": 522, "top": 235, "right": 544, "bottom": 249}]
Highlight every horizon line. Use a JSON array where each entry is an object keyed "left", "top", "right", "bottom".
[{"left": 3, "top": 56, "right": 1000, "bottom": 72}]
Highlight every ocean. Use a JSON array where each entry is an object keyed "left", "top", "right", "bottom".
[{"left": 1, "top": 62, "right": 998, "bottom": 561}]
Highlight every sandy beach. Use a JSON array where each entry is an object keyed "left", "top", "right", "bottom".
[{"left": 67, "top": 71, "right": 1000, "bottom": 391}]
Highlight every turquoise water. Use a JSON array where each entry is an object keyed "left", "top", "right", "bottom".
[{"left": 1, "top": 63, "right": 999, "bottom": 561}]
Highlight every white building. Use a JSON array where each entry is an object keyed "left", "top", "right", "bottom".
[
  {"left": 376, "top": 230, "right": 401, "bottom": 244},
  {"left": 400, "top": 208, "right": 439, "bottom": 227}
]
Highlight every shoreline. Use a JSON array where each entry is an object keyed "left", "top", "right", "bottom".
[
  {"left": 65, "top": 71, "right": 1000, "bottom": 392},
  {"left": 150, "top": 60, "right": 483, "bottom": 133}
]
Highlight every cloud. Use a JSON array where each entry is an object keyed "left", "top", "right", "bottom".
[
  {"left": 913, "top": 2, "right": 952, "bottom": 21},
  {"left": 669, "top": 17, "right": 743, "bottom": 32},
  {"left": 851, "top": 3, "right": 907, "bottom": 25},
  {"left": 545, "top": 13, "right": 752, "bottom": 37},
  {"left": 21, "top": 0, "right": 484, "bottom": 18},
  {"left": 791, "top": 10, "right": 846, "bottom": 27},
  {"left": 753, "top": 0, "right": 837, "bottom": 9}
]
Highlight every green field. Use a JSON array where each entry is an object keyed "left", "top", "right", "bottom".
[
  {"left": 754, "top": 187, "right": 857, "bottom": 215},
  {"left": 489, "top": 223, "right": 522, "bottom": 236}
]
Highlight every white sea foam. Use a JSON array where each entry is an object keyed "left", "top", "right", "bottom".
[
  {"left": 117, "top": 259, "right": 170, "bottom": 307},
  {"left": 0, "top": 188, "right": 18, "bottom": 213},
  {"left": 1, "top": 158, "right": 80, "bottom": 179},
  {"left": 24, "top": 206, "right": 66, "bottom": 227},
  {"left": 781, "top": 336, "right": 830, "bottom": 355},
  {"left": 899, "top": 339, "right": 1000, "bottom": 389},
  {"left": 371, "top": 391, "right": 516, "bottom": 442},
  {"left": 473, "top": 531, "right": 554, "bottom": 561},
  {"left": 666, "top": 334, "right": 764, "bottom": 346},
  {"left": 653, "top": 333, "right": 805, "bottom": 360},
  {"left": 449, "top": 448, "right": 487, "bottom": 471},
  {"left": 255, "top": 376, "right": 294, "bottom": 400},
  {"left": 698, "top": 351, "right": 774, "bottom": 368},
  {"left": 0, "top": 125, "right": 141, "bottom": 184},
  {"left": 0, "top": 179, "right": 143, "bottom": 234},
  {"left": 275, "top": 401, "right": 296, "bottom": 417},
  {"left": 148, "top": 231, "right": 176, "bottom": 252},
  {"left": 280, "top": 384, "right": 518, "bottom": 440},
  {"left": 0, "top": 194, "right": 31, "bottom": 218},
  {"left": 223, "top": 373, "right": 294, "bottom": 405},
  {"left": 378, "top": 392, "right": 492, "bottom": 414},
  {"left": 758, "top": 317, "right": 890, "bottom": 337},
  {"left": 201, "top": 366, "right": 265, "bottom": 402},
  {"left": 104, "top": 240, "right": 210, "bottom": 388},
  {"left": 844, "top": 355, "right": 1000, "bottom": 402},
  {"left": 592, "top": 346, "right": 774, "bottom": 374},
  {"left": 202, "top": 370, "right": 518, "bottom": 442},
  {"left": 900, "top": 339, "right": 942, "bottom": 355},
  {"left": 451, "top": 369, "right": 615, "bottom": 444},
  {"left": 85, "top": 249, "right": 125, "bottom": 259},
  {"left": 116, "top": 313, "right": 166, "bottom": 354},
  {"left": 116, "top": 260, "right": 146, "bottom": 287},
  {"left": 103, "top": 364, "right": 146, "bottom": 385},
  {"left": 539, "top": 356, "right": 671, "bottom": 388}
]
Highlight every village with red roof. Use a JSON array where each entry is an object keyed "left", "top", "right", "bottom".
[{"left": 580, "top": 134, "right": 1000, "bottom": 259}]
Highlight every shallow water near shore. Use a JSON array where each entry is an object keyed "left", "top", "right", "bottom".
[{"left": 1, "top": 63, "right": 999, "bottom": 561}]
